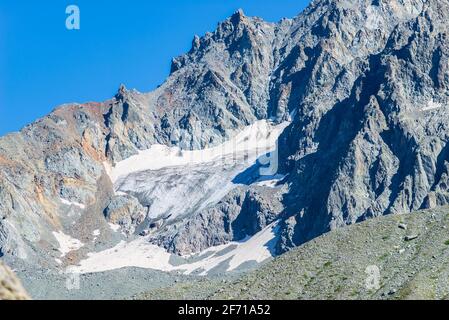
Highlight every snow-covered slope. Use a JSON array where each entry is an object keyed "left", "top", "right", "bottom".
[
  {"left": 108, "top": 120, "right": 289, "bottom": 222},
  {"left": 110, "top": 120, "right": 286, "bottom": 183},
  {"left": 61, "top": 120, "right": 289, "bottom": 275},
  {"left": 52, "top": 231, "right": 84, "bottom": 258},
  {"left": 69, "top": 222, "right": 279, "bottom": 276}
]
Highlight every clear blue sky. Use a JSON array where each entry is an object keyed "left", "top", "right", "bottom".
[{"left": 0, "top": 1, "right": 310, "bottom": 136}]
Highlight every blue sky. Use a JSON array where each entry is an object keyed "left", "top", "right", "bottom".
[{"left": 0, "top": 1, "right": 310, "bottom": 136}]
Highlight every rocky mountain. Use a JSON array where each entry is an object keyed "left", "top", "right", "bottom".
[
  {"left": 276, "top": 0, "right": 449, "bottom": 252},
  {"left": 1, "top": 0, "right": 449, "bottom": 288}
]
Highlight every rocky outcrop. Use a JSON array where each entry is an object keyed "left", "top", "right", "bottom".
[
  {"left": 0, "top": 9, "right": 285, "bottom": 263},
  {"left": 103, "top": 195, "right": 146, "bottom": 236},
  {"left": 152, "top": 186, "right": 285, "bottom": 255},
  {"left": 0, "top": 261, "right": 30, "bottom": 300},
  {"left": 275, "top": 0, "right": 449, "bottom": 250}
]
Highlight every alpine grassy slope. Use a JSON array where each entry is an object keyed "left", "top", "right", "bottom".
[
  {"left": 215, "top": 207, "right": 449, "bottom": 300},
  {"left": 136, "top": 207, "right": 449, "bottom": 300},
  {"left": 1, "top": 0, "right": 449, "bottom": 300}
]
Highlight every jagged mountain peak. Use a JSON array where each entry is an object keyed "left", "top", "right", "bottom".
[
  {"left": 231, "top": 8, "right": 246, "bottom": 22},
  {"left": 1, "top": 1, "right": 449, "bottom": 295},
  {"left": 115, "top": 83, "right": 128, "bottom": 101}
]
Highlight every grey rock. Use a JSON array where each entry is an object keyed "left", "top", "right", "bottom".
[
  {"left": 274, "top": 0, "right": 449, "bottom": 252},
  {"left": 405, "top": 235, "right": 419, "bottom": 242},
  {"left": 0, "top": 261, "right": 30, "bottom": 300},
  {"left": 152, "top": 186, "right": 284, "bottom": 255},
  {"left": 103, "top": 195, "right": 147, "bottom": 236}
]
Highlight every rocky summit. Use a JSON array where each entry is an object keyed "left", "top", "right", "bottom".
[{"left": 1, "top": 0, "right": 449, "bottom": 299}]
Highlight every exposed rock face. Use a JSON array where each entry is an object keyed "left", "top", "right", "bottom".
[
  {"left": 153, "top": 186, "right": 285, "bottom": 255},
  {"left": 103, "top": 195, "right": 146, "bottom": 236},
  {"left": 1, "top": 0, "right": 449, "bottom": 268},
  {"left": 0, "top": 261, "right": 30, "bottom": 300},
  {"left": 276, "top": 0, "right": 449, "bottom": 250},
  {"left": 104, "top": 10, "right": 279, "bottom": 161}
]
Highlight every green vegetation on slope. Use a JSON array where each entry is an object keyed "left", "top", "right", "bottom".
[{"left": 136, "top": 207, "right": 449, "bottom": 300}]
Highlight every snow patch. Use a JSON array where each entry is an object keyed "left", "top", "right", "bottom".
[
  {"left": 69, "top": 222, "right": 279, "bottom": 276},
  {"left": 107, "top": 120, "right": 290, "bottom": 222},
  {"left": 108, "top": 120, "right": 289, "bottom": 184},
  {"left": 60, "top": 198, "right": 86, "bottom": 210},
  {"left": 53, "top": 231, "right": 84, "bottom": 257},
  {"left": 422, "top": 100, "right": 444, "bottom": 112},
  {"left": 92, "top": 229, "right": 101, "bottom": 242},
  {"left": 108, "top": 223, "right": 120, "bottom": 232},
  {"left": 254, "top": 174, "right": 287, "bottom": 188}
]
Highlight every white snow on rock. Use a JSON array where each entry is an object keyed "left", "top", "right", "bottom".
[
  {"left": 69, "top": 222, "right": 279, "bottom": 276},
  {"left": 108, "top": 223, "right": 120, "bottom": 232},
  {"left": 53, "top": 231, "right": 84, "bottom": 257},
  {"left": 60, "top": 198, "right": 86, "bottom": 210},
  {"left": 92, "top": 229, "right": 101, "bottom": 242},
  {"left": 78, "top": 121, "right": 287, "bottom": 276},
  {"left": 107, "top": 120, "right": 290, "bottom": 222},
  {"left": 422, "top": 100, "right": 444, "bottom": 112},
  {"left": 254, "top": 174, "right": 287, "bottom": 188},
  {"left": 109, "top": 120, "right": 289, "bottom": 184}
]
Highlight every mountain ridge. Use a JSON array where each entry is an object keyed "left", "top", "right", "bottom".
[{"left": 1, "top": 0, "right": 449, "bottom": 285}]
